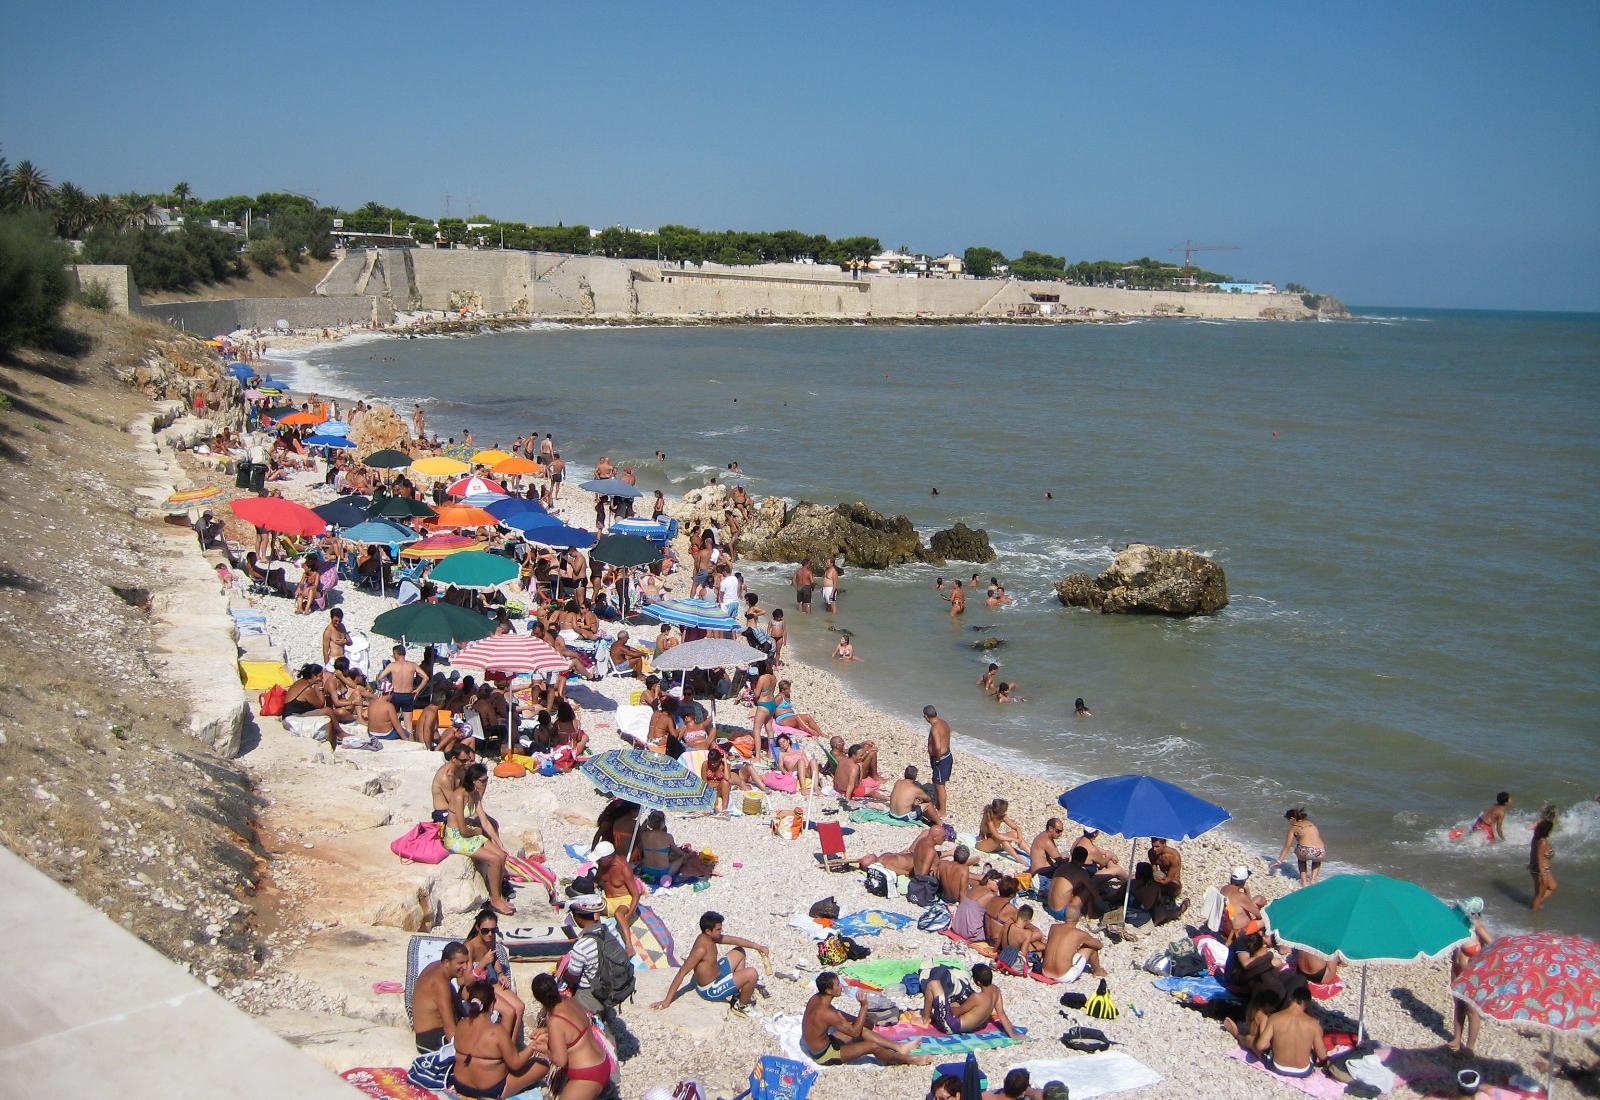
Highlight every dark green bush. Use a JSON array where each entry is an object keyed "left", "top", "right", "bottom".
[{"left": 0, "top": 213, "right": 73, "bottom": 352}]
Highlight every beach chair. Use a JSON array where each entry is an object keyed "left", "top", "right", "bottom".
[
  {"left": 314, "top": 562, "right": 339, "bottom": 610},
  {"left": 731, "top": 1055, "right": 816, "bottom": 1100},
  {"left": 815, "top": 821, "right": 848, "bottom": 872}
]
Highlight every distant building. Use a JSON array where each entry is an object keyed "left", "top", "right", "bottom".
[
  {"left": 1213, "top": 281, "right": 1278, "bottom": 295},
  {"left": 931, "top": 253, "right": 964, "bottom": 275}
]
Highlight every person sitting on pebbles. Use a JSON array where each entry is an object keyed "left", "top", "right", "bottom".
[
  {"left": 652, "top": 910, "right": 769, "bottom": 1018},
  {"left": 800, "top": 971, "right": 936, "bottom": 1066}
]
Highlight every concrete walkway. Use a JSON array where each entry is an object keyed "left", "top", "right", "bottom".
[{"left": 0, "top": 845, "right": 356, "bottom": 1098}]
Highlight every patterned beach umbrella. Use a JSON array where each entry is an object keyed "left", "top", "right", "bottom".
[
  {"left": 651, "top": 637, "right": 767, "bottom": 672},
  {"left": 1452, "top": 933, "right": 1598, "bottom": 1033},
  {"left": 452, "top": 635, "right": 569, "bottom": 675},
  {"left": 638, "top": 597, "right": 739, "bottom": 632},
  {"left": 446, "top": 475, "right": 508, "bottom": 498},
  {"left": 400, "top": 533, "right": 488, "bottom": 559},
  {"left": 427, "top": 550, "right": 518, "bottom": 588},
  {"left": 462, "top": 492, "right": 509, "bottom": 508},
  {"left": 579, "top": 749, "right": 713, "bottom": 814},
  {"left": 163, "top": 485, "right": 226, "bottom": 513}
]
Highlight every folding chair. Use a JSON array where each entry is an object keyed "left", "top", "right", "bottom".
[
  {"left": 815, "top": 821, "right": 847, "bottom": 872},
  {"left": 732, "top": 1055, "right": 816, "bottom": 1100}
]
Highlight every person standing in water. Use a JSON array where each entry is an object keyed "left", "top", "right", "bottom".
[
  {"left": 1530, "top": 809, "right": 1557, "bottom": 911},
  {"left": 1273, "top": 807, "right": 1327, "bottom": 887},
  {"left": 946, "top": 579, "right": 966, "bottom": 618}
]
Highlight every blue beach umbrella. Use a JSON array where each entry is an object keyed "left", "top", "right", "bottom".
[
  {"left": 305, "top": 433, "right": 355, "bottom": 449},
  {"left": 520, "top": 522, "right": 597, "bottom": 550},
  {"left": 580, "top": 749, "right": 714, "bottom": 815},
  {"left": 485, "top": 497, "right": 548, "bottom": 522},
  {"left": 340, "top": 518, "right": 420, "bottom": 545},
  {"left": 462, "top": 491, "right": 509, "bottom": 508},
  {"left": 227, "top": 363, "right": 255, "bottom": 381},
  {"left": 503, "top": 511, "right": 565, "bottom": 534},
  {"left": 319, "top": 419, "right": 352, "bottom": 435},
  {"left": 1058, "top": 774, "right": 1231, "bottom": 922},
  {"left": 578, "top": 477, "right": 642, "bottom": 498},
  {"left": 638, "top": 597, "right": 739, "bottom": 633}
]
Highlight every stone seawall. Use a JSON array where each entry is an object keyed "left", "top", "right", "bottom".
[
  {"left": 322, "top": 247, "right": 1332, "bottom": 321},
  {"left": 140, "top": 294, "right": 393, "bottom": 334}
]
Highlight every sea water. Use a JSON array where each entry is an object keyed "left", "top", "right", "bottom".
[{"left": 276, "top": 309, "right": 1600, "bottom": 935}]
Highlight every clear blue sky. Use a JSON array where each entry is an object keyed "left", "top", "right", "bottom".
[{"left": 4, "top": 2, "right": 1597, "bottom": 310}]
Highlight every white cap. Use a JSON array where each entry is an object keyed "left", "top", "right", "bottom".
[
  {"left": 1230, "top": 866, "right": 1250, "bottom": 882},
  {"left": 587, "top": 841, "right": 614, "bottom": 861},
  {"left": 568, "top": 894, "right": 606, "bottom": 915}
]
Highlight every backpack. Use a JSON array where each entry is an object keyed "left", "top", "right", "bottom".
[
  {"left": 916, "top": 902, "right": 952, "bottom": 933},
  {"left": 583, "top": 924, "right": 636, "bottom": 1010},
  {"left": 863, "top": 866, "right": 890, "bottom": 898},
  {"left": 808, "top": 896, "right": 840, "bottom": 921},
  {"left": 407, "top": 1042, "right": 455, "bottom": 1090},
  {"left": 861, "top": 990, "right": 900, "bottom": 1027},
  {"left": 1060, "top": 1026, "right": 1114, "bottom": 1053},
  {"left": 259, "top": 684, "right": 285, "bottom": 717},
  {"left": 906, "top": 874, "right": 940, "bottom": 908}
]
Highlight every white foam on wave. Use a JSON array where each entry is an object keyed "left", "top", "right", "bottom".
[
  {"left": 262, "top": 350, "right": 371, "bottom": 402},
  {"left": 1398, "top": 800, "right": 1600, "bottom": 863},
  {"left": 694, "top": 425, "right": 752, "bottom": 438}
]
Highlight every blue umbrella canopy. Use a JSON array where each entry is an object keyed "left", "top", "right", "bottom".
[
  {"left": 227, "top": 363, "right": 255, "bottom": 381},
  {"left": 313, "top": 495, "right": 373, "bottom": 528},
  {"left": 305, "top": 433, "right": 355, "bottom": 449},
  {"left": 485, "top": 496, "right": 548, "bottom": 521},
  {"left": 579, "top": 749, "right": 713, "bottom": 813},
  {"left": 319, "top": 419, "right": 352, "bottom": 435},
  {"left": 579, "top": 477, "right": 642, "bottom": 498},
  {"left": 638, "top": 597, "right": 739, "bottom": 632},
  {"left": 1057, "top": 774, "right": 1230, "bottom": 841},
  {"left": 340, "top": 518, "right": 420, "bottom": 544},
  {"left": 517, "top": 520, "right": 597, "bottom": 549}
]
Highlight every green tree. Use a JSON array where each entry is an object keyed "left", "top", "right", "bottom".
[
  {"left": 88, "top": 193, "right": 121, "bottom": 230},
  {"left": 117, "top": 193, "right": 157, "bottom": 229},
  {"left": 1008, "top": 250, "right": 1066, "bottom": 281},
  {"left": 437, "top": 218, "right": 468, "bottom": 247},
  {"left": 9, "top": 160, "right": 53, "bottom": 210},
  {"left": 963, "top": 246, "right": 1007, "bottom": 278},
  {"left": 53, "top": 182, "right": 90, "bottom": 239},
  {"left": 0, "top": 212, "right": 72, "bottom": 352},
  {"left": 172, "top": 181, "right": 191, "bottom": 208},
  {"left": 247, "top": 238, "right": 281, "bottom": 274},
  {"left": 271, "top": 207, "right": 334, "bottom": 260}
]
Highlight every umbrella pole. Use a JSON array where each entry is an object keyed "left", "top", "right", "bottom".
[
  {"left": 1546, "top": 1030, "right": 1555, "bottom": 1098},
  {"left": 1358, "top": 964, "right": 1369, "bottom": 1045},
  {"left": 627, "top": 811, "right": 645, "bottom": 861},
  {"left": 1122, "top": 838, "right": 1138, "bottom": 925}
]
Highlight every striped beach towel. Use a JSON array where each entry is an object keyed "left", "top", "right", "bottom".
[
  {"left": 874, "top": 1019, "right": 1029, "bottom": 1055},
  {"left": 339, "top": 1067, "right": 438, "bottom": 1100}
]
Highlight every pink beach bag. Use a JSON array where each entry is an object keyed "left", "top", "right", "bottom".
[{"left": 391, "top": 822, "right": 450, "bottom": 864}]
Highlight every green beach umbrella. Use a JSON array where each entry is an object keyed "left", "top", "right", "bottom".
[
  {"left": 368, "top": 495, "right": 438, "bottom": 520},
  {"left": 362, "top": 448, "right": 414, "bottom": 470},
  {"left": 428, "top": 550, "right": 518, "bottom": 589},
  {"left": 1265, "top": 873, "right": 1473, "bottom": 1041},
  {"left": 591, "top": 533, "right": 662, "bottom": 568},
  {"left": 370, "top": 602, "right": 495, "bottom": 645}
]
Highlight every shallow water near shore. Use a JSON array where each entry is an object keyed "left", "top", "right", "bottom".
[{"left": 280, "top": 309, "right": 1600, "bottom": 936}]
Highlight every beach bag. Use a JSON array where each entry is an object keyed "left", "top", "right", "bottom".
[
  {"left": 863, "top": 866, "right": 890, "bottom": 898},
  {"left": 772, "top": 807, "right": 804, "bottom": 839},
  {"left": 391, "top": 822, "right": 449, "bottom": 864},
  {"left": 862, "top": 990, "right": 900, "bottom": 1027},
  {"left": 906, "top": 874, "right": 940, "bottom": 908},
  {"left": 808, "top": 896, "right": 840, "bottom": 921},
  {"left": 916, "top": 902, "right": 952, "bottom": 933},
  {"left": 742, "top": 790, "right": 765, "bottom": 816},
  {"left": 406, "top": 1042, "right": 455, "bottom": 1090},
  {"left": 258, "top": 684, "right": 285, "bottom": 717},
  {"left": 1060, "top": 1026, "right": 1113, "bottom": 1053},
  {"left": 584, "top": 924, "right": 636, "bottom": 1010},
  {"left": 817, "top": 934, "right": 851, "bottom": 966}
]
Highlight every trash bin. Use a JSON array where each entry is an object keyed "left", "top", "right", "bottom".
[
  {"left": 248, "top": 463, "right": 267, "bottom": 494},
  {"left": 234, "top": 461, "right": 254, "bottom": 489}
]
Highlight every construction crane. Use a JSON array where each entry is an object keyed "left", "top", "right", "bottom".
[{"left": 1169, "top": 240, "right": 1240, "bottom": 282}]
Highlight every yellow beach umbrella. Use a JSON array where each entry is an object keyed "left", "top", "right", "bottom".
[
  {"left": 411, "top": 456, "right": 470, "bottom": 478},
  {"left": 471, "top": 449, "right": 514, "bottom": 466}
]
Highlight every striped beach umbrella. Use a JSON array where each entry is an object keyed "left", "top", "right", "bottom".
[
  {"left": 163, "top": 485, "right": 226, "bottom": 513},
  {"left": 446, "top": 475, "right": 508, "bottom": 498},
  {"left": 579, "top": 749, "right": 714, "bottom": 814},
  {"left": 638, "top": 598, "right": 739, "bottom": 632},
  {"left": 400, "top": 533, "right": 488, "bottom": 559},
  {"left": 452, "top": 635, "right": 569, "bottom": 675}
]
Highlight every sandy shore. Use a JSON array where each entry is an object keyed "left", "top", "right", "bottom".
[{"left": 224, "top": 451, "right": 1570, "bottom": 1098}]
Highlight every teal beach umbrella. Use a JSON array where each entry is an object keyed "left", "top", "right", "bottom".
[
  {"left": 428, "top": 550, "right": 518, "bottom": 589},
  {"left": 371, "top": 602, "right": 494, "bottom": 645}
]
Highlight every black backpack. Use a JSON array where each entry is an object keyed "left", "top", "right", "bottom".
[
  {"left": 906, "top": 874, "right": 940, "bottom": 907},
  {"left": 863, "top": 866, "right": 890, "bottom": 897},
  {"left": 583, "top": 924, "right": 637, "bottom": 1011}
]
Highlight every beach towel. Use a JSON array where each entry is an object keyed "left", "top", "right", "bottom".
[
  {"left": 873, "top": 1018, "right": 1029, "bottom": 1055},
  {"left": 1152, "top": 973, "right": 1239, "bottom": 1004},
  {"left": 833, "top": 910, "right": 913, "bottom": 938},
  {"left": 504, "top": 854, "right": 558, "bottom": 902},
  {"left": 1005, "top": 1053, "right": 1163, "bottom": 1099},
  {"left": 339, "top": 1067, "right": 438, "bottom": 1100},
  {"left": 838, "top": 957, "right": 969, "bottom": 988},
  {"left": 1226, "top": 1049, "right": 1348, "bottom": 1099},
  {"left": 940, "top": 928, "right": 999, "bottom": 960},
  {"left": 616, "top": 703, "right": 652, "bottom": 743},
  {"left": 240, "top": 660, "right": 293, "bottom": 690},
  {"left": 627, "top": 904, "right": 679, "bottom": 969},
  {"left": 848, "top": 808, "right": 924, "bottom": 827}
]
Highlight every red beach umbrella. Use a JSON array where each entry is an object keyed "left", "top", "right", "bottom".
[
  {"left": 452, "top": 636, "right": 569, "bottom": 675},
  {"left": 230, "top": 496, "right": 329, "bottom": 537},
  {"left": 445, "top": 475, "right": 509, "bottom": 498}
]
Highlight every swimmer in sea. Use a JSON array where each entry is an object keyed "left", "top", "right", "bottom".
[
  {"left": 977, "top": 663, "right": 999, "bottom": 694},
  {"left": 1074, "top": 698, "right": 1092, "bottom": 718},
  {"left": 931, "top": 487, "right": 939, "bottom": 496},
  {"left": 985, "top": 585, "right": 1012, "bottom": 608},
  {"left": 833, "top": 633, "right": 859, "bottom": 661},
  {"left": 1469, "top": 792, "right": 1511, "bottom": 843},
  {"left": 934, "top": 577, "right": 945, "bottom": 592},
  {"left": 946, "top": 579, "right": 966, "bottom": 618}
]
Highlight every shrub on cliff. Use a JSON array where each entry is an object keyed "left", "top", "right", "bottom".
[
  {"left": 0, "top": 212, "right": 72, "bottom": 353},
  {"left": 247, "top": 238, "right": 281, "bottom": 275},
  {"left": 81, "top": 223, "right": 246, "bottom": 292}
]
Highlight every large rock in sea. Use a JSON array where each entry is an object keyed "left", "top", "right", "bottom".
[
  {"left": 741, "top": 501, "right": 932, "bottom": 569},
  {"left": 1055, "top": 543, "right": 1228, "bottom": 616},
  {"left": 930, "top": 522, "right": 996, "bottom": 563},
  {"left": 349, "top": 404, "right": 410, "bottom": 454}
]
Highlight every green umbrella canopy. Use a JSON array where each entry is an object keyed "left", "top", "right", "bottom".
[
  {"left": 591, "top": 533, "right": 663, "bottom": 568},
  {"left": 428, "top": 550, "right": 519, "bottom": 589},
  {"left": 368, "top": 495, "right": 438, "bottom": 520},
  {"left": 362, "top": 448, "right": 414, "bottom": 470},
  {"left": 370, "top": 602, "right": 495, "bottom": 645},
  {"left": 1265, "top": 873, "right": 1473, "bottom": 964}
]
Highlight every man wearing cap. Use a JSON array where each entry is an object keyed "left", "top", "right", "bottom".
[
  {"left": 1220, "top": 865, "right": 1267, "bottom": 943},
  {"left": 559, "top": 894, "right": 626, "bottom": 1023}
]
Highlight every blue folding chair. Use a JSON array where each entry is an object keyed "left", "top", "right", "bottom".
[{"left": 732, "top": 1055, "right": 816, "bottom": 1100}]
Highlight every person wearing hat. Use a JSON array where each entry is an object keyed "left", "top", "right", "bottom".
[
  {"left": 1448, "top": 897, "right": 1492, "bottom": 1054},
  {"left": 558, "top": 894, "right": 625, "bottom": 1022},
  {"left": 1220, "top": 865, "right": 1267, "bottom": 943}
]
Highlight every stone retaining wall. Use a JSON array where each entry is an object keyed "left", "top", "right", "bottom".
[{"left": 139, "top": 295, "right": 393, "bottom": 334}]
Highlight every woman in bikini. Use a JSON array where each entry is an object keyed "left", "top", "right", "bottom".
[
  {"left": 773, "top": 680, "right": 825, "bottom": 738},
  {"left": 636, "top": 810, "right": 685, "bottom": 886},
  {"left": 1274, "top": 807, "right": 1327, "bottom": 886},
  {"left": 449, "top": 979, "right": 549, "bottom": 1099},
  {"left": 463, "top": 908, "right": 511, "bottom": 987},
  {"left": 445, "top": 765, "right": 514, "bottom": 916},
  {"left": 701, "top": 747, "right": 733, "bottom": 815},
  {"left": 281, "top": 664, "right": 351, "bottom": 748},
  {"left": 976, "top": 799, "right": 1028, "bottom": 864},
  {"left": 529, "top": 972, "right": 614, "bottom": 1098},
  {"left": 1448, "top": 897, "right": 1491, "bottom": 1053},
  {"left": 553, "top": 699, "right": 589, "bottom": 757},
  {"left": 772, "top": 732, "right": 819, "bottom": 790},
  {"left": 1530, "top": 812, "right": 1557, "bottom": 911},
  {"left": 293, "top": 556, "right": 321, "bottom": 614},
  {"left": 749, "top": 661, "right": 779, "bottom": 741}
]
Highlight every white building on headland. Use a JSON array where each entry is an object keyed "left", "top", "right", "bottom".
[{"left": 1212, "top": 281, "right": 1278, "bottom": 294}]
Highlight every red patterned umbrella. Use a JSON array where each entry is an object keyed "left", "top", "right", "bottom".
[
  {"left": 1451, "top": 932, "right": 1598, "bottom": 1095},
  {"left": 452, "top": 635, "right": 569, "bottom": 675},
  {"left": 230, "top": 496, "right": 328, "bottom": 537},
  {"left": 445, "top": 475, "right": 508, "bottom": 498}
]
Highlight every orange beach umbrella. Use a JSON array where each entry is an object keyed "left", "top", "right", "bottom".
[
  {"left": 493, "top": 456, "right": 544, "bottom": 476},
  {"left": 275, "top": 411, "right": 326, "bottom": 427},
  {"left": 429, "top": 504, "right": 500, "bottom": 529}
]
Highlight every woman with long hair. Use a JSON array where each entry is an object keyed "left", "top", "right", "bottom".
[
  {"left": 449, "top": 979, "right": 548, "bottom": 1098},
  {"left": 529, "top": 972, "right": 614, "bottom": 1098}
]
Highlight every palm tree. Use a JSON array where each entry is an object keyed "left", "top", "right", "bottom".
[
  {"left": 10, "top": 160, "right": 53, "bottom": 210},
  {"left": 0, "top": 153, "right": 12, "bottom": 208},
  {"left": 118, "top": 193, "right": 156, "bottom": 229},
  {"left": 54, "top": 182, "right": 90, "bottom": 238},
  {"left": 172, "top": 181, "right": 191, "bottom": 208},
  {"left": 89, "top": 193, "right": 121, "bottom": 230}
]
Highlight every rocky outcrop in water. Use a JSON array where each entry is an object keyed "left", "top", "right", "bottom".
[
  {"left": 1055, "top": 543, "right": 1228, "bottom": 616},
  {"left": 741, "top": 501, "right": 933, "bottom": 569},
  {"left": 348, "top": 404, "right": 410, "bottom": 454},
  {"left": 930, "top": 522, "right": 996, "bottom": 563}
]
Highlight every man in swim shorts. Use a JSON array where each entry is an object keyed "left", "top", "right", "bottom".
[
  {"left": 889, "top": 766, "right": 942, "bottom": 824},
  {"left": 1253, "top": 986, "right": 1326, "bottom": 1078},
  {"left": 925, "top": 705, "right": 953, "bottom": 814},
  {"left": 801, "top": 972, "right": 934, "bottom": 1066},
  {"left": 378, "top": 644, "right": 425, "bottom": 735},
  {"left": 1473, "top": 791, "right": 1512, "bottom": 842},
  {"left": 822, "top": 561, "right": 839, "bottom": 612},
  {"left": 652, "top": 911, "right": 769, "bottom": 1016},
  {"left": 922, "top": 963, "right": 1020, "bottom": 1037},
  {"left": 792, "top": 562, "right": 814, "bottom": 613}
]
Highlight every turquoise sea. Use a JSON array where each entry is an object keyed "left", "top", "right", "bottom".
[{"left": 278, "top": 308, "right": 1600, "bottom": 936}]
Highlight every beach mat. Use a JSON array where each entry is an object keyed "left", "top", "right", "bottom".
[
  {"left": 1226, "top": 1049, "right": 1348, "bottom": 1099},
  {"left": 1005, "top": 1053, "right": 1162, "bottom": 1099},
  {"left": 1152, "top": 973, "right": 1239, "bottom": 1003},
  {"left": 874, "top": 1018, "right": 1029, "bottom": 1055},
  {"left": 628, "top": 904, "right": 678, "bottom": 969},
  {"left": 834, "top": 909, "right": 913, "bottom": 937},
  {"left": 849, "top": 808, "right": 923, "bottom": 827},
  {"left": 838, "top": 957, "right": 969, "bottom": 988},
  {"left": 340, "top": 1067, "right": 437, "bottom": 1100}
]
